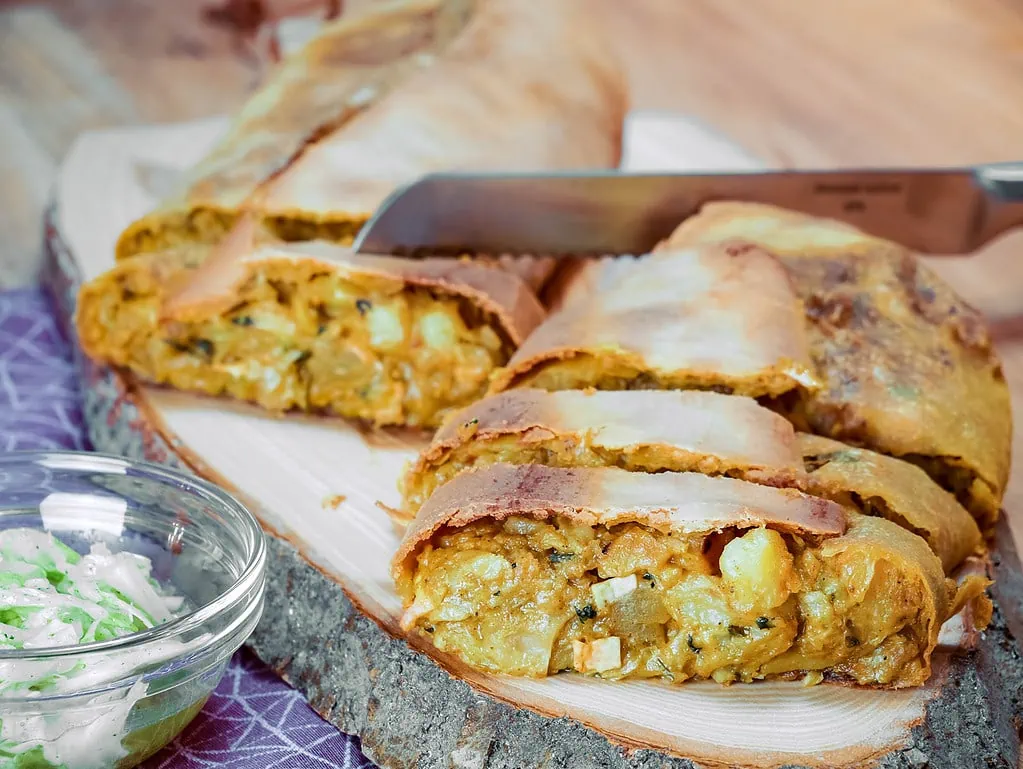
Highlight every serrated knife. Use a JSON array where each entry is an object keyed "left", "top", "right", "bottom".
[{"left": 352, "top": 164, "right": 1023, "bottom": 257}]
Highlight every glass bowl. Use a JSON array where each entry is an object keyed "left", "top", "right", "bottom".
[{"left": 0, "top": 451, "right": 267, "bottom": 769}]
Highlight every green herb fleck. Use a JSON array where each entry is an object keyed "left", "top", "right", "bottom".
[
  {"left": 889, "top": 383, "right": 921, "bottom": 399},
  {"left": 356, "top": 298, "right": 372, "bottom": 316},
  {"left": 756, "top": 616, "right": 772, "bottom": 630},
  {"left": 232, "top": 315, "right": 254, "bottom": 327},
  {"left": 166, "top": 338, "right": 213, "bottom": 358},
  {"left": 193, "top": 339, "right": 213, "bottom": 357},
  {"left": 575, "top": 604, "right": 597, "bottom": 621},
  {"left": 654, "top": 657, "right": 674, "bottom": 681},
  {"left": 549, "top": 551, "right": 575, "bottom": 564},
  {"left": 687, "top": 634, "right": 702, "bottom": 653}
]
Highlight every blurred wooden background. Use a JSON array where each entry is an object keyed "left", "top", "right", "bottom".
[
  {"left": 5, "top": 0, "right": 1023, "bottom": 300},
  {"left": 3, "top": 0, "right": 1022, "bottom": 524}
]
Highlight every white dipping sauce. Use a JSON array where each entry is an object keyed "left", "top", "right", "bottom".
[{"left": 0, "top": 528, "right": 200, "bottom": 768}]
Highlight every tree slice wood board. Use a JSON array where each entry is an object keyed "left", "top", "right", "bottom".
[{"left": 43, "top": 114, "right": 1023, "bottom": 769}]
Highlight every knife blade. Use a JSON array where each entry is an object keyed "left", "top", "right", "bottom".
[{"left": 352, "top": 163, "right": 1023, "bottom": 257}]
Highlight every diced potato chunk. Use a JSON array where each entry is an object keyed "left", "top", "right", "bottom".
[
  {"left": 478, "top": 325, "right": 503, "bottom": 352},
  {"left": 419, "top": 311, "right": 458, "bottom": 349},
  {"left": 591, "top": 574, "right": 638, "bottom": 610},
  {"left": 719, "top": 528, "right": 796, "bottom": 613},
  {"left": 400, "top": 597, "right": 435, "bottom": 631},
  {"left": 711, "top": 667, "right": 737, "bottom": 684},
  {"left": 368, "top": 305, "right": 406, "bottom": 349},
  {"left": 248, "top": 312, "right": 296, "bottom": 337},
  {"left": 503, "top": 516, "right": 542, "bottom": 536},
  {"left": 436, "top": 596, "right": 475, "bottom": 621},
  {"left": 802, "top": 671, "right": 824, "bottom": 687},
  {"left": 573, "top": 637, "right": 622, "bottom": 673},
  {"left": 454, "top": 552, "right": 511, "bottom": 581}
]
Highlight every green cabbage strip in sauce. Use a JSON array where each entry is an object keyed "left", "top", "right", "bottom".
[{"left": 0, "top": 528, "right": 197, "bottom": 769}]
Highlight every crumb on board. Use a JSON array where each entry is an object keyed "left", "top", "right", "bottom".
[
  {"left": 322, "top": 493, "right": 347, "bottom": 510},
  {"left": 375, "top": 500, "right": 410, "bottom": 534}
]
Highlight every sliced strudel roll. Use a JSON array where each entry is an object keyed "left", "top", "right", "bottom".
[
  {"left": 400, "top": 388, "right": 981, "bottom": 571},
  {"left": 77, "top": 222, "right": 544, "bottom": 427},
  {"left": 667, "top": 202, "right": 1011, "bottom": 531},
  {"left": 393, "top": 463, "right": 987, "bottom": 687},
  {"left": 116, "top": 0, "right": 625, "bottom": 263},
  {"left": 400, "top": 389, "right": 803, "bottom": 521},
  {"left": 489, "top": 241, "right": 818, "bottom": 398}
]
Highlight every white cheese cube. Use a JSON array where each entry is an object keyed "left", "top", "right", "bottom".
[
  {"left": 573, "top": 637, "right": 622, "bottom": 673},
  {"left": 591, "top": 574, "right": 637, "bottom": 610}
]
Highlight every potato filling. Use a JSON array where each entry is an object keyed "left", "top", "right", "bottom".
[
  {"left": 399, "top": 517, "right": 929, "bottom": 686},
  {"left": 902, "top": 454, "right": 994, "bottom": 530},
  {"left": 509, "top": 355, "right": 799, "bottom": 399},
  {"left": 120, "top": 210, "right": 363, "bottom": 261},
  {"left": 82, "top": 264, "right": 510, "bottom": 427},
  {"left": 121, "top": 209, "right": 239, "bottom": 259}
]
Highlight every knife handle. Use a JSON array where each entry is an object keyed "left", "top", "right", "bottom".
[
  {"left": 972, "top": 162, "right": 1023, "bottom": 249},
  {"left": 975, "top": 162, "right": 1023, "bottom": 202}
]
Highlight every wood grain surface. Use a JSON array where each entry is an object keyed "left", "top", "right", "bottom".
[{"left": 3, "top": 0, "right": 1022, "bottom": 290}]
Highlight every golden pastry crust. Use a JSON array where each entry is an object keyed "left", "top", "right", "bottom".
[
  {"left": 489, "top": 242, "right": 818, "bottom": 397},
  {"left": 77, "top": 221, "right": 545, "bottom": 427},
  {"left": 80, "top": 0, "right": 629, "bottom": 428},
  {"left": 797, "top": 434, "right": 982, "bottom": 573},
  {"left": 400, "top": 389, "right": 805, "bottom": 521},
  {"left": 394, "top": 463, "right": 849, "bottom": 581},
  {"left": 399, "top": 388, "right": 981, "bottom": 572},
  {"left": 116, "top": 0, "right": 478, "bottom": 259},
  {"left": 116, "top": 0, "right": 625, "bottom": 263},
  {"left": 667, "top": 202, "right": 1012, "bottom": 531},
  {"left": 260, "top": 0, "right": 625, "bottom": 221},
  {"left": 159, "top": 219, "right": 545, "bottom": 345}
]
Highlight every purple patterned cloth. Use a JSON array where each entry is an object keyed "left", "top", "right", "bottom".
[{"left": 0, "top": 287, "right": 375, "bottom": 768}]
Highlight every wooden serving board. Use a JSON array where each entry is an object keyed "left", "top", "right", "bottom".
[{"left": 44, "top": 114, "right": 1023, "bottom": 769}]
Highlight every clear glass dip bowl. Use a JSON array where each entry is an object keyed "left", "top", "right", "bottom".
[{"left": 0, "top": 451, "right": 267, "bottom": 769}]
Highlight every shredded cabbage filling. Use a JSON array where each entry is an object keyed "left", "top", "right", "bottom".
[{"left": 399, "top": 516, "right": 929, "bottom": 687}]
